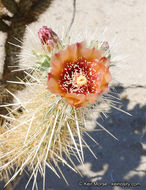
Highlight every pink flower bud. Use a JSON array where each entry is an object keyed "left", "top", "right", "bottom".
[{"left": 38, "top": 26, "right": 60, "bottom": 51}]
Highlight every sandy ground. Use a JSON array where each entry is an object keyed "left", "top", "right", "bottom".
[{"left": 0, "top": 0, "right": 146, "bottom": 189}]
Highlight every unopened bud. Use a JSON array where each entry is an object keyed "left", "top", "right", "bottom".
[{"left": 38, "top": 26, "right": 60, "bottom": 51}]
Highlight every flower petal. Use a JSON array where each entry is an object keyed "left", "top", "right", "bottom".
[
  {"left": 81, "top": 47, "right": 102, "bottom": 61},
  {"left": 47, "top": 77, "right": 62, "bottom": 94},
  {"left": 64, "top": 93, "right": 88, "bottom": 108}
]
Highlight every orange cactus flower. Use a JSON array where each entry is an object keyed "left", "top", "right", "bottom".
[{"left": 47, "top": 42, "right": 111, "bottom": 108}]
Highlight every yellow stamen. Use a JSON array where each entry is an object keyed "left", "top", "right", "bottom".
[{"left": 76, "top": 75, "right": 87, "bottom": 86}]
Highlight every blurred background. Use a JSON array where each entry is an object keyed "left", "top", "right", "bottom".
[{"left": 0, "top": 0, "right": 146, "bottom": 189}]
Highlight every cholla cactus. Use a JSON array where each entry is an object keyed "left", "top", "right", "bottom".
[{"left": 0, "top": 26, "right": 129, "bottom": 190}]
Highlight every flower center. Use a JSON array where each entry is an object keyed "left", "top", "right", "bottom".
[
  {"left": 73, "top": 74, "right": 87, "bottom": 87},
  {"left": 60, "top": 59, "right": 99, "bottom": 94}
]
